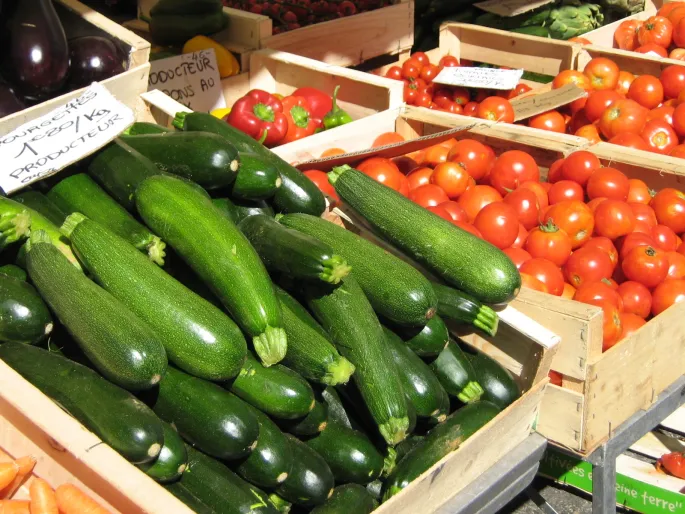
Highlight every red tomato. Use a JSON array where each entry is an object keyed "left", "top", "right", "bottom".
[
  {"left": 372, "top": 132, "right": 405, "bottom": 148},
  {"left": 489, "top": 150, "right": 540, "bottom": 195},
  {"left": 651, "top": 188, "right": 685, "bottom": 233},
  {"left": 628, "top": 74, "right": 665, "bottom": 110},
  {"left": 548, "top": 370, "right": 563, "bottom": 386},
  {"left": 672, "top": 103, "right": 685, "bottom": 137},
  {"left": 670, "top": 45, "right": 685, "bottom": 60},
  {"left": 553, "top": 70, "right": 591, "bottom": 90},
  {"left": 420, "top": 64, "right": 441, "bottom": 84},
  {"left": 666, "top": 250, "right": 685, "bottom": 279},
  {"left": 619, "top": 312, "right": 646, "bottom": 340},
  {"left": 544, "top": 200, "right": 595, "bottom": 248},
  {"left": 641, "top": 120, "right": 679, "bottom": 154},
  {"left": 647, "top": 105, "right": 675, "bottom": 126},
  {"left": 564, "top": 247, "right": 614, "bottom": 287},
  {"left": 562, "top": 282, "right": 576, "bottom": 299},
  {"left": 658, "top": 2, "right": 685, "bottom": 18},
  {"left": 618, "top": 281, "right": 652, "bottom": 318},
  {"left": 438, "top": 201, "right": 468, "bottom": 222},
  {"left": 636, "top": 16, "right": 673, "bottom": 48},
  {"left": 473, "top": 202, "right": 520, "bottom": 249},
  {"left": 528, "top": 111, "right": 566, "bottom": 133},
  {"left": 622, "top": 245, "right": 669, "bottom": 288},
  {"left": 627, "top": 179, "right": 654, "bottom": 205},
  {"left": 599, "top": 99, "right": 648, "bottom": 139},
  {"left": 357, "top": 157, "right": 406, "bottom": 191},
  {"left": 652, "top": 224, "right": 680, "bottom": 252},
  {"left": 573, "top": 280, "right": 624, "bottom": 310},
  {"left": 615, "top": 70, "right": 636, "bottom": 96},
  {"left": 575, "top": 124, "right": 602, "bottom": 144},
  {"left": 548, "top": 180, "right": 584, "bottom": 204},
  {"left": 385, "top": 66, "right": 403, "bottom": 81},
  {"left": 635, "top": 43, "right": 669, "bottom": 57},
  {"left": 652, "top": 278, "right": 685, "bottom": 315},
  {"left": 407, "top": 167, "right": 433, "bottom": 190},
  {"left": 409, "top": 184, "right": 450, "bottom": 208},
  {"left": 409, "top": 52, "right": 429, "bottom": 66},
  {"left": 447, "top": 139, "right": 493, "bottom": 181},
  {"left": 520, "top": 258, "right": 565, "bottom": 296},
  {"left": 473, "top": 90, "right": 492, "bottom": 103},
  {"left": 520, "top": 272, "right": 549, "bottom": 293},
  {"left": 504, "top": 188, "right": 541, "bottom": 230},
  {"left": 582, "top": 236, "right": 619, "bottom": 269},
  {"left": 570, "top": 109, "right": 592, "bottom": 133},
  {"left": 594, "top": 200, "right": 637, "bottom": 240},
  {"left": 608, "top": 133, "right": 651, "bottom": 151},
  {"left": 585, "top": 90, "right": 622, "bottom": 122},
  {"left": 303, "top": 170, "right": 339, "bottom": 205},
  {"left": 561, "top": 151, "right": 601, "bottom": 187},
  {"left": 600, "top": 300, "right": 624, "bottom": 351},
  {"left": 423, "top": 144, "right": 450, "bottom": 167},
  {"left": 457, "top": 185, "right": 503, "bottom": 222},
  {"left": 452, "top": 220, "right": 482, "bottom": 238},
  {"left": 450, "top": 88, "right": 470, "bottom": 106},
  {"left": 519, "top": 181, "right": 550, "bottom": 213},
  {"left": 512, "top": 223, "right": 528, "bottom": 249},
  {"left": 617, "top": 232, "right": 655, "bottom": 260},
  {"left": 614, "top": 19, "right": 642, "bottom": 50},
  {"left": 401, "top": 59, "right": 423, "bottom": 80},
  {"left": 463, "top": 102, "right": 479, "bottom": 117},
  {"left": 504, "top": 247, "right": 532, "bottom": 270},
  {"left": 587, "top": 197, "right": 608, "bottom": 214},
  {"left": 547, "top": 159, "right": 565, "bottom": 184},
  {"left": 672, "top": 144, "right": 685, "bottom": 158},
  {"left": 439, "top": 55, "right": 460, "bottom": 68},
  {"left": 497, "top": 83, "right": 533, "bottom": 100},
  {"left": 415, "top": 91, "right": 432, "bottom": 108},
  {"left": 525, "top": 220, "right": 573, "bottom": 266},
  {"left": 586, "top": 167, "right": 630, "bottom": 201},
  {"left": 584, "top": 57, "right": 620, "bottom": 90},
  {"left": 629, "top": 202, "right": 658, "bottom": 228},
  {"left": 427, "top": 205, "right": 453, "bottom": 221},
  {"left": 633, "top": 220, "right": 654, "bottom": 234},
  {"left": 477, "top": 97, "right": 515, "bottom": 123},
  {"left": 660, "top": 65, "right": 685, "bottom": 99},
  {"left": 430, "top": 161, "right": 470, "bottom": 199}
]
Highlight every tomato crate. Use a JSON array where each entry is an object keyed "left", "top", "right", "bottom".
[
  {"left": 272, "top": 105, "right": 685, "bottom": 458},
  {"left": 1, "top": 0, "right": 151, "bottom": 134}
]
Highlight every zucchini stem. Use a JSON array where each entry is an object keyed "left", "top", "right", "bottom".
[
  {"left": 0, "top": 211, "right": 31, "bottom": 248},
  {"left": 379, "top": 416, "right": 410, "bottom": 446},
  {"left": 456, "top": 381, "right": 485, "bottom": 404},
  {"left": 474, "top": 305, "right": 499, "bottom": 337},
  {"left": 253, "top": 326, "right": 287, "bottom": 367},
  {"left": 382, "top": 447, "right": 398, "bottom": 478},
  {"left": 319, "top": 255, "right": 351, "bottom": 284},
  {"left": 172, "top": 111, "right": 188, "bottom": 131},
  {"left": 60, "top": 212, "right": 87, "bottom": 238},
  {"left": 26, "top": 230, "right": 52, "bottom": 250},
  {"left": 327, "top": 165, "right": 352, "bottom": 186},
  {"left": 146, "top": 236, "right": 167, "bottom": 266},
  {"left": 322, "top": 356, "right": 355, "bottom": 386}
]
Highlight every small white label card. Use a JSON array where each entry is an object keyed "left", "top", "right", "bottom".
[
  {"left": 433, "top": 67, "right": 524, "bottom": 90},
  {"left": 474, "top": 0, "right": 555, "bottom": 16},
  {"left": 148, "top": 49, "right": 226, "bottom": 112},
  {"left": 0, "top": 82, "right": 134, "bottom": 194}
]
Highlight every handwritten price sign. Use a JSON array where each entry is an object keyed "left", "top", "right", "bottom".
[
  {"left": 0, "top": 83, "right": 134, "bottom": 194},
  {"left": 433, "top": 67, "right": 524, "bottom": 90}
]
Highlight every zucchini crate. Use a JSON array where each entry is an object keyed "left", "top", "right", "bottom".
[
  {"left": 0, "top": 89, "right": 560, "bottom": 513},
  {"left": 274, "top": 105, "right": 685, "bottom": 457},
  {"left": 2, "top": 0, "right": 151, "bottom": 133}
]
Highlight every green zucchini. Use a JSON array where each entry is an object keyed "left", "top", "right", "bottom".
[
  {"left": 88, "top": 139, "right": 161, "bottom": 212},
  {"left": 0, "top": 264, "right": 26, "bottom": 281},
  {"left": 301, "top": 276, "right": 409, "bottom": 446},
  {"left": 0, "top": 273, "right": 52, "bottom": 344},
  {"left": 0, "top": 207, "right": 30, "bottom": 251},
  {"left": 228, "top": 352, "right": 315, "bottom": 420},
  {"left": 234, "top": 401, "right": 293, "bottom": 488},
  {"left": 135, "top": 175, "right": 286, "bottom": 366},
  {"left": 0, "top": 343, "right": 164, "bottom": 463},
  {"left": 177, "top": 446, "right": 279, "bottom": 514},
  {"left": 49, "top": 174, "right": 167, "bottom": 265},
  {"left": 275, "top": 287, "right": 355, "bottom": 386},
  {"left": 311, "top": 484, "right": 378, "bottom": 514},
  {"left": 390, "top": 314, "right": 449, "bottom": 357},
  {"left": 432, "top": 282, "right": 499, "bottom": 336},
  {"left": 430, "top": 342, "right": 484, "bottom": 404},
  {"left": 304, "top": 421, "right": 384, "bottom": 485},
  {"left": 321, "top": 386, "right": 358, "bottom": 431},
  {"left": 394, "top": 435, "right": 425, "bottom": 464},
  {"left": 12, "top": 190, "right": 66, "bottom": 226},
  {"left": 268, "top": 494, "right": 292, "bottom": 514},
  {"left": 63, "top": 214, "right": 247, "bottom": 381},
  {"left": 26, "top": 231, "right": 167, "bottom": 390},
  {"left": 138, "top": 421, "right": 188, "bottom": 483},
  {"left": 279, "top": 213, "right": 436, "bottom": 326},
  {"left": 124, "top": 122, "right": 172, "bottom": 135},
  {"left": 120, "top": 132, "right": 239, "bottom": 189},
  {"left": 466, "top": 349, "right": 521, "bottom": 409},
  {"left": 241, "top": 215, "right": 350, "bottom": 284},
  {"left": 212, "top": 197, "right": 275, "bottom": 225},
  {"left": 276, "top": 435, "right": 334, "bottom": 507},
  {"left": 383, "top": 401, "right": 501, "bottom": 500},
  {"left": 365, "top": 480, "right": 383, "bottom": 502},
  {"left": 173, "top": 111, "right": 325, "bottom": 215},
  {"left": 383, "top": 327, "right": 450, "bottom": 424},
  {"left": 231, "top": 153, "right": 281, "bottom": 200},
  {"left": 151, "top": 366, "right": 259, "bottom": 460},
  {"left": 279, "top": 397, "right": 328, "bottom": 436},
  {"left": 328, "top": 166, "right": 521, "bottom": 304},
  {"left": 164, "top": 482, "right": 215, "bottom": 514}
]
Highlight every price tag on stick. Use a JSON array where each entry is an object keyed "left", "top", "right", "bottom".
[
  {"left": 433, "top": 67, "right": 524, "bottom": 90},
  {"left": 0, "top": 82, "right": 135, "bottom": 195},
  {"left": 510, "top": 83, "right": 587, "bottom": 121}
]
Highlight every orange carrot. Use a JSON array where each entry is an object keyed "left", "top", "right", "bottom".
[
  {"left": 29, "top": 478, "right": 57, "bottom": 514},
  {"left": 0, "top": 462, "right": 19, "bottom": 490},
  {"left": 0, "top": 499, "right": 30, "bottom": 514},
  {"left": 1, "top": 456, "right": 37, "bottom": 499},
  {"left": 54, "top": 484, "right": 110, "bottom": 514}
]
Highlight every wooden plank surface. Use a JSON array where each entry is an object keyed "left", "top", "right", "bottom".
[{"left": 537, "top": 384, "right": 585, "bottom": 451}]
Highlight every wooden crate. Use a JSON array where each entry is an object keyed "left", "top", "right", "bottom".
[{"left": 272, "top": 105, "right": 685, "bottom": 457}]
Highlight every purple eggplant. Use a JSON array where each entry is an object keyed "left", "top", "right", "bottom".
[
  {"left": 67, "top": 36, "right": 126, "bottom": 90},
  {"left": 0, "top": 80, "right": 26, "bottom": 118}
]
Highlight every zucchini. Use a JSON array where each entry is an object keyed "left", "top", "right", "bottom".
[
  {"left": 124, "top": 122, "right": 172, "bottom": 135},
  {"left": 135, "top": 175, "right": 286, "bottom": 366},
  {"left": 383, "top": 327, "right": 450, "bottom": 424},
  {"left": 138, "top": 421, "right": 188, "bottom": 483},
  {"left": 304, "top": 421, "right": 384, "bottom": 485},
  {"left": 394, "top": 435, "right": 425, "bottom": 464},
  {"left": 311, "top": 484, "right": 378, "bottom": 514},
  {"left": 213, "top": 197, "right": 275, "bottom": 225},
  {"left": 276, "top": 435, "right": 334, "bottom": 507},
  {"left": 150, "top": 366, "right": 259, "bottom": 460},
  {"left": 173, "top": 111, "right": 325, "bottom": 215},
  {"left": 328, "top": 166, "right": 521, "bottom": 304},
  {"left": 0, "top": 343, "right": 164, "bottom": 464},
  {"left": 321, "top": 386, "right": 358, "bottom": 431},
  {"left": 279, "top": 397, "right": 328, "bottom": 436},
  {"left": 383, "top": 401, "right": 501, "bottom": 500},
  {"left": 241, "top": 215, "right": 351, "bottom": 285},
  {"left": 228, "top": 352, "right": 315, "bottom": 420},
  {"left": 234, "top": 401, "right": 293, "bottom": 488},
  {"left": 466, "top": 349, "right": 521, "bottom": 409},
  {"left": 365, "top": 480, "right": 383, "bottom": 502},
  {"left": 0, "top": 273, "right": 53, "bottom": 344},
  {"left": 49, "top": 174, "right": 167, "bottom": 265},
  {"left": 279, "top": 213, "right": 436, "bottom": 326},
  {"left": 430, "top": 342, "right": 484, "bottom": 404},
  {"left": 0, "top": 264, "right": 27, "bottom": 281},
  {"left": 432, "top": 282, "right": 499, "bottom": 336},
  {"left": 26, "top": 231, "right": 167, "bottom": 390},
  {"left": 268, "top": 494, "right": 292, "bottom": 514},
  {"left": 275, "top": 286, "right": 355, "bottom": 386},
  {"left": 88, "top": 139, "right": 160, "bottom": 212},
  {"left": 390, "top": 314, "right": 449, "bottom": 357},
  {"left": 165, "top": 482, "right": 214, "bottom": 514},
  {"left": 63, "top": 214, "right": 246, "bottom": 381},
  {"left": 231, "top": 153, "right": 281, "bottom": 200},
  {"left": 120, "top": 132, "right": 239, "bottom": 189},
  {"left": 0, "top": 206, "right": 30, "bottom": 251},
  {"left": 12, "top": 190, "right": 66, "bottom": 226},
  {"left": 301, "top": 276, "right": 409, "bottom": 446}
]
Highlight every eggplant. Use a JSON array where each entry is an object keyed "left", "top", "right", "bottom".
[
  {"left": 0, "top": 80, "right": 25, "bottom": 118},
  {"left": 1, "top": 0, "right": 69, "bottom": 101},
  {"left": 67, "top": 36, "right": 126, "bottom": 90}
]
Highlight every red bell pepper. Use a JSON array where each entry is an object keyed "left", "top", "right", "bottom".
[
  {"left": 281, "top": 96, "right": 321, "bottom": 144},
  {"left": 226, "top": 89, "right": 288, "bottom": 147},
  {"left": 292, "top": 87, "right": 332, "bottom": 119}
]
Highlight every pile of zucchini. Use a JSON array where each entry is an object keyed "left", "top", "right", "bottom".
[{"left": 0, "top": 112, "right": 522, "bottom": 514}]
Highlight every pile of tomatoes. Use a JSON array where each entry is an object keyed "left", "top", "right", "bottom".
[
  {"left": 303, "top": 136, "right": 685, "bottom": 355},
  {"left": 612, "top": 2, "right": 685, "bottom": 59}
]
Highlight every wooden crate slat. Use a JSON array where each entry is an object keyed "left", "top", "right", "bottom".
[{"left": 537, "top": 384, "right": 585, "bottom": 451}]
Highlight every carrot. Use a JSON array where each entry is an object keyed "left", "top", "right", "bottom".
[
  {"left": 1, "top": 456, "right": 37, "bottom": 499},
  {"left": 0, "top": 462, "right": 19, "bottom": 490},
  {"left": 54, "top": 484, "right": 110, "bottom": 514},
  {"left": 0, "top": 499, "right": 30, "bottom": 514},
  {"left": 29, "top": 478, "right": 57, "bottom": 514}
]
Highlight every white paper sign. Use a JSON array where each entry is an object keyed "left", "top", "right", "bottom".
[
  {"left": 433, "top": 67, "right": 524, "bottom": 90},
  {"left": 148, "top": 49, "right": 226, "bottom": 112},
  {"left": 474, "top": 0, "right": 555, "bottom": 16},
  {"left": 0, "top": 83, "right": 134, "bottom": 195}
]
